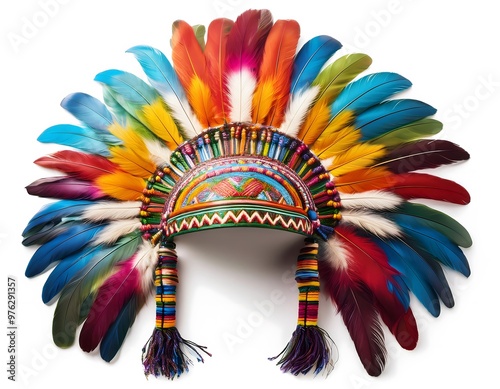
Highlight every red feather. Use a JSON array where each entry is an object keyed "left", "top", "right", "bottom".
[
  {"left": 336, "top": 169, "right": 470, "bottom": 204},
  {"left": 205, "top": 18, "right": 234, "bottom": 121},
  {"left": 336, "top": 227, "right": 416, "bottom": 346},
  {"left": 377, "top": 139, "right": 470, "bottom": 173},
  {"left": 225, "top": 9, "right": 273, "bottom": 76},
  {"left": 79, "top": 257, "right": 141, "bottom": 352},
  {"left": 320, "top": 261, "right": 386, "bottom": 376},
  {"left": 35, "top": 150, "right": 117, "bottom": 181}
]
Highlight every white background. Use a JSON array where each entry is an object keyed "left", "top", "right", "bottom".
[{"left": 1, "top": 0, "right": 498, "bottom": 388}]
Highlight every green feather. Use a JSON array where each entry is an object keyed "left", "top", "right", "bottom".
[
  {"left": 394, "top": 203, "right": 472, "bottom": 248},
  {"left": 52, "top": 233, "right": 141, "bottom": 348},
  {"left": 102, "top": 87, "right": 154, "bottom": 140},
  {"left": 312, "top": 53, "right": 372, "bottom": 103},
  {"left": 192, "top": 24, "right": 206, "bottom": 51},
  {"left": 369, "top": 118, "right": 443, "bottom": 147}
]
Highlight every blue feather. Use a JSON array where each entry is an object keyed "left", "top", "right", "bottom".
[
  {"left": 356, "top": 99, "right": 437, "bottom": 140},
  {"left": 25, "top": 224, "right": 106, "bottom": 277},
  {"left": 126, "top": 45, "right": 187, "bottom": 101},
  {"left": 23, "top": 200, "right": 93, "bottom": 237},
  {"left": 290, "top": 35, "right": 341, "bottom": 95},
  {"left": 330, "top": 72, "right": 412, "bottom": 119},
  {"left": 100, "top": 295, "right": 139, "bottom": 362},
  {"left": 41, "top": 245, "right": 100, "bottom": 304},
  {"left": 61, "top": 92, "right": 114, "bottom": 131},
  {"left": 394, "top": 215, "right": 470, "bottom": 277},
  {"left": 94, "top": 69, "right": 159, "bottom": 107},
  {"left": 377, "top": 239, "right": 446, "bottom": 317},
  {"left": 38, "top": 124, "right": 118, "bottom": 156}
]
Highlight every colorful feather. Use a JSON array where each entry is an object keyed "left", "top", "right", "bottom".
[
  {"left": 26, "top": 177, "right": 104, "bottom": 200},
  {"left": 52, "top": 233, "right": 141, "bottom": 348},
  {"left": 61, "top": 92, "right": 114, "bottom": 131},
  {"left": 79, "top": 243, "right": 156, "bottom": 353},
  {"left": 204, "top": 18, "right": 234, "bottom": 121},
  {"left": 25, "top": 224, "right": 105, "bottom": 277},
  {"left": 38, "top": 124, "right": 119, "bottom": 156},
  {"left": 376, "top": 139, "right": 470, "bottom": 173},
  {"left": 252, "top": 19, "right": 300, "bottom": 126},
  {"left": 127, "top": 45, "right": 203, "bottom": 138},
  {"left": 171, "top": 20, "right": 219, "bottom": 128},
  {"left": 355, "top": 99, "right": 437, "bottom": 141},
  {"left": 225, "top": 9, "right": 273, "bottom": 122},
  {"left": 34, "top": 150, "right": 117, "bottom": 181}
]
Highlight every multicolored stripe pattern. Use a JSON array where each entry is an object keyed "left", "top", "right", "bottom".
[
  {"left": 155, "top": 240, "right": 179, "bottom": 329},
  {"left": 295, "top": 239, "right": 320, "bottom": 327}
]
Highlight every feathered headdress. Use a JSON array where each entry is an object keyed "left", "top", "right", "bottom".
[{"left": 24, "top": 9, "right": 471, "bottom": 379}]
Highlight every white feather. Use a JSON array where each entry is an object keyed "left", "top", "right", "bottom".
[
  {"left": 323, "top": 235, "right": 350, "bottom": 270},
  {"left": 162, "top": 93, "right": 203, "bottom": 138},
  {"left": 227, "top": 69, "right": 256, "bottom": 122},
  {"left": 132, "top": 242, "right": 158, "bottom": 293},
  {"left": 280, "top": 86, "right": 320, "bottom": 137},
  {"left": 82, "top": 201, "right": 141, "bottom": 221},
  {"left": 144, "top": 138, "right": 172, "bottom": 165},
  {"left": 92, "top": 219, "right": 142, "bottom": 245},
  {"left": 341, "top": 210, "right": 401, "bottom": 238},
  {"left": 339, "top": 190, "right": 403, "bottom": 210}
]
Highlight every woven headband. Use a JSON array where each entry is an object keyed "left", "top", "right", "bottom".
[{"left": 24, "top": 9, "right": 471, "bottom": 379}]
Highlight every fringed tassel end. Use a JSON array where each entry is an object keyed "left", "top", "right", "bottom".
[
  {"left": 142, "top": 327, "right": 211, "bottom": 380},
  {"left": 270, "top": 325, "right": 335, "bottom": 376}
]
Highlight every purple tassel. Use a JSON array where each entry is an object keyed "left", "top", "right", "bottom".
[
  {"left": 142, "top": 327, "right": 211, "bottom": 379},
  {"left": 270, "top": 325, "right": 336, "bottom": 376}
]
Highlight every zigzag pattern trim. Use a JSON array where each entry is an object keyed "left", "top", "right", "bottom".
[{"left": 165, "top": 208, "right": 313, "bottom": 236}]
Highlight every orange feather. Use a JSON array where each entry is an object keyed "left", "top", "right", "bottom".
[
  {"left": 252, "top": 19, "right": 300, "bottom": 127},
  {"left": 172, "top": 20, "right": 220, "bottom": 128},
  {"left": 96, "top": 172, "right": 146, "bottom": 201},
  {"left": 205, "top": 18, "right": 234, "bottom": 121}
]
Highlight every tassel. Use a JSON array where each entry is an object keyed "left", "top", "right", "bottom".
[
  {"left": 270, "top": 238, "right": 335, "bottom": 376},
  {"left": 142, "top": 240, "right": 210, "bottom": 379}
]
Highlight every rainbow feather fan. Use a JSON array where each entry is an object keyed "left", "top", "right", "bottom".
[{"left": 24, "top": 9, "right": 471, "bottom": 379}]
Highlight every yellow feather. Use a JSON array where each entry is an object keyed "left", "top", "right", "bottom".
[
  {"left": 96, "top": 172, "right": 146, "bottom": 201},
  {"left": 188, "top": 76, "right": 222, "bottom": 128},
  {"left": 313, "top": 126, "right": 361, "bottom": 159},
  {"left": 140, "top": 99, "right": 184, "bottom": 150},
  {"left": 251, "top": 80, "right": 275, "bottom": 124},
  {"left": 310, "top": 111, "right": 357, "bottom": 157},
  {"left": 109, "top": 124, "right": 157, "bottom": 178},
  {"left": 297, "top": 98, "right": 331, "bottom": 145},
  {"left": 325, "top": 143, "right": 386, "bottom": 177}
]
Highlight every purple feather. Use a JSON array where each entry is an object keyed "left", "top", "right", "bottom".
[{"left": 26, "top": 177, "right": 104, "bottom": 200}]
